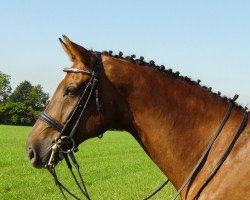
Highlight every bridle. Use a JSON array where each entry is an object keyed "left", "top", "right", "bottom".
[
  {"left": 39, "top": 51, "right": 248, "bottom": 200},
  {"left": 39, "top": 51, "right": 102, "bottom": 200}
]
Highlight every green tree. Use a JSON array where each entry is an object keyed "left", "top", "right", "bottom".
[
  {"left": 27, "top": 84, "right": 49, "bottom": 110},
  {"left": 10, "top": 81, "right": 49, "bottom": 110},
  {"left": 0, "top": 80, "right": 49, "bottom": 125},
  {"left": 9, "top": 80, "right": 33, "bottom": 104},
  {"left": 0, "top": 71, "right": 12, "bottom": 102},
  {"left": 0, "top": 101, "right": 37, "bottom": 125}
]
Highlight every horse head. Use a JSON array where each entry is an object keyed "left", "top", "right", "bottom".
[{"left": 26, "top": 35, "right": 132, "bottom": 168}]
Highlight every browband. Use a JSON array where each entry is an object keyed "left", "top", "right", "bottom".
[{"left": 63, "top": 68, "right": 92, "bottom": 76}]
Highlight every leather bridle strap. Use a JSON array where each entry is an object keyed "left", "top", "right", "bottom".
[
  {"left": 48, "top": 153, "right": 91, "bottom": 200},
  {"left": 64, "top": 153, "right": 91, "bottom": 199},
  {"left": 143, "top": 179, "right": 169, "bottom": 200},
  {"left": 40, "top": 51, "right": 102, "bottom": 140},
  {"left": 49, "top": 167, "right": 80, "bottom": 200},
  {"left": 60, "top": 75, "right": 97, "bottom": 139},
  {"left": 40, "top": 112, "right": 63, "bottom": 132},
  {"left": 39, "top": 51, "right": 102, "bottom": 200},
  {"left": 60, "top": 51, "right": 102, "bottom": 140}
]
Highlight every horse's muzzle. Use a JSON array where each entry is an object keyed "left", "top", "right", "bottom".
[{"left": 26, "top": 141, "right": 59, "bottom": 169}]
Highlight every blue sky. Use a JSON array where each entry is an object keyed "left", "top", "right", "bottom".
[{"left": 0, "top": 1, "right": 250, "bottom": 105}]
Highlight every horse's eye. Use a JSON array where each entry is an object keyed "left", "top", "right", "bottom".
[{"left": 65, "top": 86, "right": 77, "bottom": 96}]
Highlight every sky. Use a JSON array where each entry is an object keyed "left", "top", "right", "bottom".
[{"left": 0, "top": 1, "right": 250, "bottom": 105}]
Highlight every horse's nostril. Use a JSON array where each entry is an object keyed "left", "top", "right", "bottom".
[
  {"left": 28, "top": 147, "right": 36, "bottom": 162},
  {"left": 27, "top": 145, "right": 46, "bottom": 168}
]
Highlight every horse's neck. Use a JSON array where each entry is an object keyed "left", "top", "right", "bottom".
[{"left": 104, "top": 57, "right": 234, "bottom": 188}]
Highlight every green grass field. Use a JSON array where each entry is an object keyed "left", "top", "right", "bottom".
[{"left": 0, "top": 125, "right": 178, "bottom": 200}]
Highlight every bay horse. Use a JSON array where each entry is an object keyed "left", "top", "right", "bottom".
[{"left": 26, "top": 35, "right": 250, "bottom": 199}]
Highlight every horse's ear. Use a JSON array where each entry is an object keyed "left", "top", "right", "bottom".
[
  {"left": 59, "top": 35, "right": 92, "bottom": 65},
  {"left": 59, "top": 38, "right": 75, "bottom": 61}
]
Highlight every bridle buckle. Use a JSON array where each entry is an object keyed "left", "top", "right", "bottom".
[{"left": 48, "top": 142, "right": 61, "bottom": 167}]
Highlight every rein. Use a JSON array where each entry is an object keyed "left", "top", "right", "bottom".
[
  {"left": 171, "top": 95, "right": 248, "bottom": 200},
  {"left": 39, "top": 51, "right": 248, "bottom": 200},
  {"left": 144, "top": 95, "right": 248, "bottom": 200}
]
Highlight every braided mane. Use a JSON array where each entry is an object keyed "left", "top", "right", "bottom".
[{"left": 102, "top": 50, "right": 244, "bottom": 109}]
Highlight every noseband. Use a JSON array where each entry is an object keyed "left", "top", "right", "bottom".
[{"left": 39, "top": 51, "right": 102, "bottom": 200}]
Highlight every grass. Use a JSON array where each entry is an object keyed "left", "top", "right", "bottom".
[{"left": 0, "top": 125, "right": 178, "bottom": 200}]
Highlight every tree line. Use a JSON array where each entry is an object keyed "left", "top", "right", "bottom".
[{"left": 0, "top": 71, "right": 49, "bottom": 126}]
